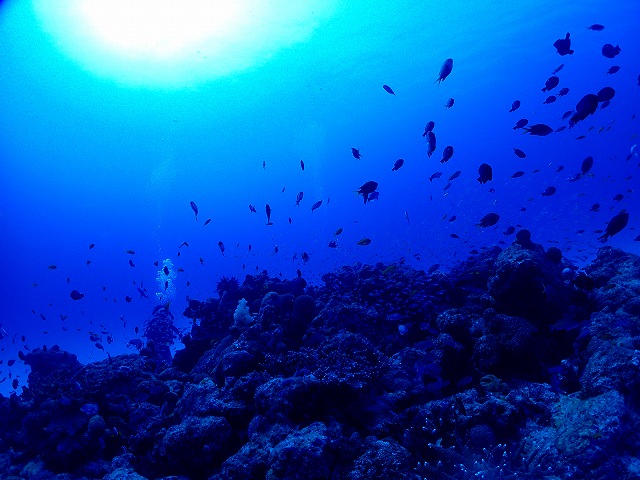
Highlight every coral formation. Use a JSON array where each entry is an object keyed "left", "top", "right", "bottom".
[{"left": 1, "top": 237, "right": 640, "bottom": 479}]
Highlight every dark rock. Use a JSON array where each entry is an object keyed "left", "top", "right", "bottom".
[{"left": 488, "top": 241, "right": 568, "bottom": 322}]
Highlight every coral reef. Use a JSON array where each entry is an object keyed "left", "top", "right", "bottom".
[{"left": 1, "top": 237, "right": 640, "bottom": 479}]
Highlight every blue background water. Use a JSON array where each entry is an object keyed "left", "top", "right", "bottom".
[{"left": 0, "top": 0, "right": 638, "bottom": 395}]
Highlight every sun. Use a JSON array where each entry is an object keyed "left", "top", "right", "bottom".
[
  {"left": 32, "top": 0, "right": 335, "bottom": 87},
  {"left": 76, "top": 0, "right": 243, "bottom": 59}
]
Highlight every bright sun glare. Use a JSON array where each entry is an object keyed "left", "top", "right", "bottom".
[
  {"left": 79, "top": 0, "right": 242, "bottom": 59},
  {"left": 33, "top": 0, "right": 334, "bottom": 87}
]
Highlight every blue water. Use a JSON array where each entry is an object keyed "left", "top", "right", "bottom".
[{"left": 0, "top": 0, "right": 638, "bottom": 395}]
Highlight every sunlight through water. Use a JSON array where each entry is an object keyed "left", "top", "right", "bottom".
[{"left": 33, "top": 0, "right": 335, "bottom": 87}]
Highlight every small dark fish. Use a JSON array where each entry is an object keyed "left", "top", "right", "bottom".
[
  {"left": 448, "top": 170, "right": 461, "bottom": 181},
  {"left": 128, "top": 259, "right": 135, "bottom": 267},
  {"left": 509, "top": 100, "right": 520, "bottom": 112},
  {"left": 357, "top": 238, "right": 372, "bottom": 246},
  {"left": 600, "top": 100, "right": 610, "bottom": 110},
  {"left": 69, "top": 290, "right": 84, "bottom": 300},
  {"left": 513, "top": 118, "right": 528, "bottom": 130},
  {"left": 428, "top": 263, "right": 440, "bottom": 273},
  {"left": 570, "top": 94, "right": 599, "bottom": 126},
  {"left": 542, "top": 76, "right": 560, "bottom": 92},
  {"left": 435, "top": 58, "right": 453, "bottom": 85},
  {"left": 511, "top": 171, "right": 525, "bottom": 178},
  {"left": 613, "top": 193, "right": 624, "bottom": 201},
  {"left": 543, "top": 95, "right": 557, "bottom": 104},
  {"left": 137, "top": 287, "right": 148, "bottom": 299},
  {"left": 295, "top": 191, "right": 304, "bottom": 206},
  {"left": 448, "top": 215, "right": 457, "bottom": 222},
  {"left": 218, "top": 241, "right": 225, "bottom": 256},
  {"left": 513, "top": 148, "right": 526, "bottom": 158},
  {"left": 524, "top": 124, "right": 553, "bottom": 136},
  {"left": 300, "top": 160, "right": 305, "bottom": 170},
  {"left": 444, "top": 98, "right": 455, "bottom": 108},
  {"left": 356, "top": 181, "right": 378, "bottom": 204},
  {"left": 553, "top": 32, "right": 574, "bottom": 56},
  {"left": 587, "top": 24, "right": 605, "bottom": 31},
  {"left": 606, "top": 66, "right": 620, "bottom": 75},
  {"left": 392, "top": 158, "right": 404, "bottom": 171},
  {"left": 262, "top": 160, "right": 266, "bottom": 169},
  {"left": 382, "top": 84, "right": 395, "bottom": 95},
  {"left": 328, "top": 240, "right": 338, "bottom": 248},
  {"left": 95, "top": 342, "right": 104, "bottom": 351},
  {"left": 366, "top": 191, "right": 379, "bottom": 201},
  {"left": 599, "top": 210, "right": 629, "bottom": 242},
  {"left": 429, "top": 171, "right": 443, "bottom": 182},
  {"left": 125, "top": 296, "right": 132, "bottom": 303},
  {"left": 557, "top": 87, "right": 569, "bottom": 97},
  {"left": 503, "top": 226, "right": 516, "bottom": 235},
  {"left": 288, "top": 217, "right": 292, "bottom": 224},
  {"left": 477, "top": 164, "right": 492, "bottom": 184},
  {"left": 450, "top": 233, "right": 459, "bottom": 239},
  {"left": 266, "top": 204, "right": 273, "bottom": 225},
  {"left": 601, "top": 44, "right": 621, "bottom": 58},
  {"left": 89, "top": 243, "right": 95, "bottom": 250},
  {"left": 351, "top": 148, "right": 362, "bottom": 159},
  {"left": 556, "top": 165, "right": 564, "bottom": 172},
  {"left": 427, "top": 131, "right": 436, "bottom": 157},
  {"left": 581, "top": 156, "right": 594, "bottom": 175},
  {"left": 597, "top": 87, "right": 615, "bottom": 102},
  {"left": 203, "top": 218, "right": 211, "bottom": 226},
  {"left": 48, "top": 264, "right": 57, "bottom": 270},
  {"left": 335, "top": 228, "right": 343, "bottom": 236},
  {"left": 125, "top": 250, "right": 136, "bottom": 255},
  {"left": 422, "top": 121, "right": 435, "bottom": 136},
  {"left": 179, "top": 241, "right": 189, "bottom": 248},
  {"left": 163, "top": 266, "right": 169, "bottom": 275},
  {"left": 249, "top": 204, "right": 256, "bottom": 213},
  {"left": 541, "top": 186, "right": 557, "bottom": 196},
  {"left": 561, "top": 110, "right": 573, "bottom": 121},
  {"left": 591, "top": 204, "right": 600, "bottom": 212},
  {"left": 440, "top": 146, "right": 454, "bottom": 163},
  {"left": 552, "top": 64, "right": 564, "bottom": 74},
  {"left": 477, "top": 213, "right": 500, "bottom": 227},
  {"left": 443, "top": 182, "right": 452, "bottom": 191},
  {"left": 311, "top": 200, "right": 323, "bottom": 212},
  {"left": 189, "top": 201, "right": 198, "bottom": 221},
  {"left": 556, "top": 126, "right": 567, "bottom": 132}
]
